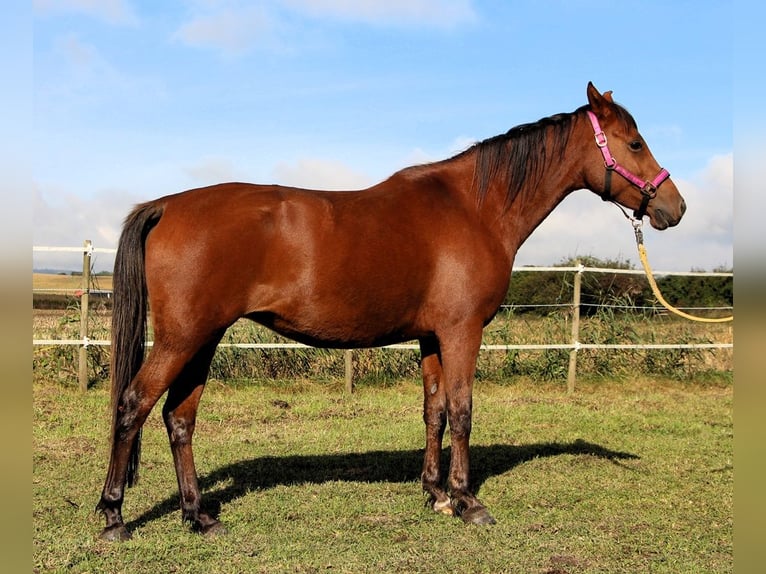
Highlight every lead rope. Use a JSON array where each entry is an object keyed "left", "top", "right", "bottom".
[
  {"left": 632, "top": 220, "right": 733, "bottom": 323},
  {"left": 608, "top": 201, "right": 733, "bottom": 322}
]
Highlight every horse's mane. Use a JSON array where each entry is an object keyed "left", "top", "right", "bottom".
[{"left": 466, "top": 102, "right": 637, "bottom": 208}]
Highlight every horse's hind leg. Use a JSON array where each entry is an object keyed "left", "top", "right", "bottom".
[
  {"left": 162, "top": 336, "right": 225, "bottom": 535},
  {"left": 97, "top": 346, "right": 195, "bottom": 541}
]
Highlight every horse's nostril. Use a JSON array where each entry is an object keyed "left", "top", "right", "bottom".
[{"left": 680, "top": 198, "right": 687, "bottom": 215}]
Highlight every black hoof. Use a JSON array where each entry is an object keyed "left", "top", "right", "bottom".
[
  {"left": 461, "top": 506, "right": 496, "bottom": 525},
  {"left": 98, "top": 524, "right": 132, "bottom": 542}
]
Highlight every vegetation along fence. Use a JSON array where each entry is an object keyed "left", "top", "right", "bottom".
[{"left": 33, "top": 241, "right": 733, "bottom": 393}]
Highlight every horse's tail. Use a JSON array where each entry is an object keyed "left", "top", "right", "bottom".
[{"left": 110, "top": 201, "right": 164, "bottom": 487}]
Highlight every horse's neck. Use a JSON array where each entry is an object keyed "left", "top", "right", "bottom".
[
  {"left": 475, "top": 134, "right": 588, "bottom": 260},
  {"left": 499, "top": 181, "right": 578, "bottom": 257}
]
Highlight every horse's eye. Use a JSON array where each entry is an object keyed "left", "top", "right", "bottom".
[{"left": 629, "top": 140, "right": 643, "bottom": 152}]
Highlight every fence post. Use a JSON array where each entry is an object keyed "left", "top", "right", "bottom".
[
  {"left": 344, "top": 350, "right": 354, "bottom": 393},
  {"left": 566, "top": 261, "right": 582, "bottom": 395},
  {"left": 78, "top": 239, "right": 92, "bottom": 392}
]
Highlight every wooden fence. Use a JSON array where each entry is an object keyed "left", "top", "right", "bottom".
[{"left": 33, "top": 241, "right": 734, "bottom": 393}]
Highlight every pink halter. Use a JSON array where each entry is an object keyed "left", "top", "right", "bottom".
[{"left": 586, "top": 110, "right": 670, "bottom": 219}]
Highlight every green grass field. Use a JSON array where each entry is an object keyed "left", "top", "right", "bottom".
[{"left": 33, "top": 377, "right": 732, "bottom": 573}]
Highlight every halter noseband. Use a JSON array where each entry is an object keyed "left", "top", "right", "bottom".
[{"left": 586, "top": 110, "right": 670, "bottom": 220}]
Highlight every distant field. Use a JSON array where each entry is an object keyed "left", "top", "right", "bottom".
[{"left": 33, "top": 273, "right": 113, "bottom": 293}]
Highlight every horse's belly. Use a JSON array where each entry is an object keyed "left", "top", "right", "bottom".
[{"left": 249, "top": 289, "right": 427, "bottom": 349}]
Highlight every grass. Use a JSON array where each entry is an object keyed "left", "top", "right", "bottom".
[{"left": 33, "top": 377, "right": 733, "bottom": 573}]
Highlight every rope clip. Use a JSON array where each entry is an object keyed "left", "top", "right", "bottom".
[{"left": 632, "top": 218, "right": 644, "bottom": 245}]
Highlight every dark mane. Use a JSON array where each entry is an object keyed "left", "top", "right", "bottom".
[{"left": 468, "top": 102, "right": 637, "bottom": 209}]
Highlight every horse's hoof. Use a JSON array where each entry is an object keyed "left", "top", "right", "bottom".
[
  {"left": 432, "top": 498, "right": 455, "bottom": 516},
  {"left": 98, "top": 524, "right": 132, "bottom": 542},
  {"left": 461, "top": 506, "right": 496, "bottom": 525},
  {"left": 200, "top": 520, "right": 228, "bottom": 537}
]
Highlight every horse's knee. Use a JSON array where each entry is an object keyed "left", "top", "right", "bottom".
[
  {"left": 423, "top": 404, "right": 447, "bottom": 441},
  {"left": 447, "top": 406, "right": 472, "bottom": 439},
  {"left": 423, "top": 403, "right": 447, "bottom": 428}
]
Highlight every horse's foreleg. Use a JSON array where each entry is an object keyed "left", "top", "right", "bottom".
[
  {"left": 440, "top": 329, "right": 496, "bottom": 525},
  {"left": 162, "top": 339, "right": 225, "bottom": 535},
  {"left": 419, "top": 338, "right": 451, "bottom": 515}
]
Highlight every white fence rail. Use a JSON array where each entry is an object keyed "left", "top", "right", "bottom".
[{"left": 33, "top": 242, "right": 734, "bottom": 392}]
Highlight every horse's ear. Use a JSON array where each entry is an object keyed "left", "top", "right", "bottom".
[{"left": 587, "top": 81, "right": 613, "bottom": 117}]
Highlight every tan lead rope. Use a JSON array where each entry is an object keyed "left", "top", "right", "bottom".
[{"left": 634, "top": 225, "right": 733, "bottom": 323}]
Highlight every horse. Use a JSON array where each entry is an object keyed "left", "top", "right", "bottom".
[{"left": 96, "top": 82, "right": 686, "bottom": 540}]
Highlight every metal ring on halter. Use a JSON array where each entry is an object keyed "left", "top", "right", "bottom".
[{"left": 640, "top": 182, "right": 657, "bottom": 198}]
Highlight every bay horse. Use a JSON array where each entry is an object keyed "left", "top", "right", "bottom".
[{"left": 97, "top": 82, "right": 685, "bottom": 540}]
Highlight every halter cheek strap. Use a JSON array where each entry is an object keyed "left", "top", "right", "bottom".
[{"left": 586, "top": 111, "right": 670, "bottom": 220}]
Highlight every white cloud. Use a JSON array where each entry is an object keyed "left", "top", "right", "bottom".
[
  {"left": 173, "top": 5, "right": 281, "bottom": 55},
  {"left": 449, "top": 135, "right": 477, "bottom": 154},
  {"left": 734, "top": 143, "right": 766, "bottom": 268},
  {"left": 37, "top": 33, "right": 167, "bottom": 112},
  {"left": 33, "top": 0, "right": 139, "bottom": 25},
  {"left": 672, "top": 153, "right": 733, "bottom": 239},
  {"left": 284, "top": 0, "right": 478, "bottom": 28},
  {"left": 404, "top": 135, "right": 476, "bottom": 166},
  {"left": 60, "top": 33, "right": 97, "bottom": 69},
  {"left": 173, "top": 0, "right": 477, "bottom": 55},
  {"left": 33, "top": 184, "right": 139, "bottom": 271},
  {"left": 405, "top": 147, "right": 436, "bottom": 166},
  {"left": 272, "top": 158, "right": 372, "bottom": 190},
  {"left": 184, "top": 156, "right": 250, "bottom": 186}
]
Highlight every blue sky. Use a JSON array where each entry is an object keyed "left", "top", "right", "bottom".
[{"left": 32, "top": 0, "right": 734, "bottom": 272}]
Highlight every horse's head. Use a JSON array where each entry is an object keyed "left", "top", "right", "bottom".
[{"left": 583, "top": 82, "right": 686, "bottom": 230}]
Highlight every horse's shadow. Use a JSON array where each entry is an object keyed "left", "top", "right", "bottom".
[{"left": 126, "top": 439, "right": 638, "bottom": 531}]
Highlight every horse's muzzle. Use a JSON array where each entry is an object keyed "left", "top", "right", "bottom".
[{"left": 650, "top": 197, "right": 686, "bottom": 230}]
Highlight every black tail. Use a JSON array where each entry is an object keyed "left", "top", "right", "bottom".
[{"left": 110, "top": 201, "right": 164, "bottom": 487}]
